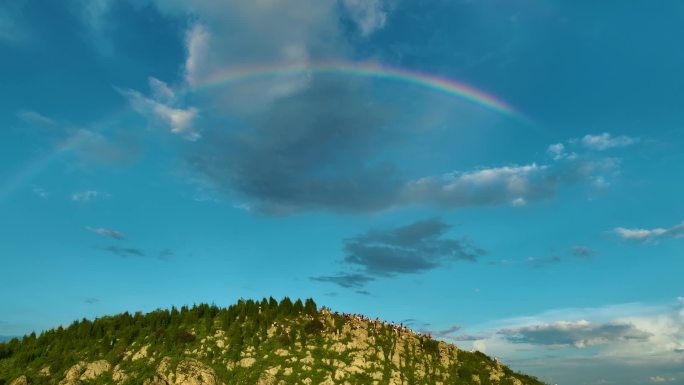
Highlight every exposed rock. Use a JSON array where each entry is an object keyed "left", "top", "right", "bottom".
[
  {"left": 112, "top": 364, "right": 129, "bottom": 384},
  {"left": 132, "top": 344, "right": 151, "bottom": 361},
  {"left": 239, "top": 357, "right": 256, "bottom": 368},
  {"left": 175, "top": 359, "right": 224, "bottom": 385},
  {"left": 59, "top": 360, "right": 111, "bottom": 385},
  {"left": 81, "top": 360, "right": 111, "bottom": 380},
  {"left": 144, "top": 358, "right": 223, "bottom": 385},
  {"left": 9, "top": 376, "right": 28, "bottom": 385},
  {"left": 39, "top": 366, "right": 51, "bottom": 376}
]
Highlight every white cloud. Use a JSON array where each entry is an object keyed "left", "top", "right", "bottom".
[
  {"left": 581, "top": 133, "right": 640, "bottom": 151},
  {"left": 651, "top": 376, "right": 676, "bottom": 383},
  {"left": 121, "top": 86, "right": 200, "bottom": 140},
  {"left": 146, "top": 0, "right": 347, "bottom": 108},
  {"left": 153, "top": 103, "right": 198, "bottom": 136},
  {"left": 614, "top": 227, "right": 667, "bottom": 242},
  {"left": 184, "top": 23, "right": 210, "bottom": 86},
  {"left": 546, "top": 142, "right": 578, "bottom": 161},
  {"left": 342, "top": 0, "right": 388, "bottom": 36},
  {"left": 614, "top": 222, "right": 684, "bottom": 243},
  {"left": 400, "top": 156, "right": 617, "bottom": 209},
  {"left": 512, "top": 197, "right": 527, "bottom": 207},
  {"left": 32, "top": 187, "right": 49, "bottom": 198},
  {"left": 71, "top": 190, "right": 109, "bottom": 202},
  {"left": 402, "top": 163, "right": 548, "bottom": 208},
  {"left": 547, "top": 143, "right": 565, "bottom": 160},
  {"left": 148, "top": 77, "right": 175, "bottom": 102},
  {"left": 445, "top": 299, "right": 684, "bottom": 384}
]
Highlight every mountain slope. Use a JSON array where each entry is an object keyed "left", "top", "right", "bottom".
[{"left": 0, "top": 298, "right": 546, "bottom": 385}]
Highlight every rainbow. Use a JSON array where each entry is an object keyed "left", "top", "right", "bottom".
[{"left": 194, "top": 61, "right": 525, "bottom": 120}]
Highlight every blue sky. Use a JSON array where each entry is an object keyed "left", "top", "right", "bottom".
[{"left": 1, "top": 1, "right": 684, "bottom": 384}]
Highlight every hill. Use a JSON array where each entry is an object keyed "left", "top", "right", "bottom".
[{"left": 0, "top": 298, "right": 547, "bottom": 385}]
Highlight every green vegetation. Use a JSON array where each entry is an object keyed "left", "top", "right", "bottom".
[{"left": 0, "top": 298, "right": 546, "bottom": 385}]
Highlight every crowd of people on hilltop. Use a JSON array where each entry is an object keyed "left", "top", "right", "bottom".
[
  {"left": 266, "top": 307, "right": 435, "bottom": 341},
  {"left": 323, "top": 309, "right": 432, "bottom": 339}
]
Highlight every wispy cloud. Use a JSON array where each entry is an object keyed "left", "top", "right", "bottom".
[
  {"left": 87, "top": 227, "right": 125, "bottom": 240},
  {"left": 148, "top": 77, "right": 175, "bottom": 102},
  {"left": 32, "top": 187, "right": 49, "bottom": 198},
  {"left": 571, "top": 245, "right": 594, "bottom": 258},
  {"left": 0, "top": 4, "right": 30, "bottom": 46},
  {"left": 72, "top": 190, "right": 109, "bottom": 202},
  {"left": 84, "top": 298, "right": 100, "bottom": 304},
  {"left": 119, "top": 80, "right": 199, "bottom": 141},
  {"left": 341, "top": 0, "right": 388, "bottom": 36},
  {"left": 311, "top": 273, "right": 375, "bottom": 289},
  {"left": 580, "top": 133, "right": 640, "bottom": 151},
  {"left": 71, "top": 0, "right": 114, "bottom": 54},
  {"left": 614, "top": 222, "right": 683, "bottom": 243},
  {"left": 525, "top": 256, "right": 562, "bottom": 268},
  {"left": 16, "top": 109, "right": 141, "bottom": 165},
  {"left": 432, "top": 325, "right": 463, "bottom": 337},
  {"left": 18, "top": 110, "right": 57, "bottom": 127},
  {"left": 184, "top": 23, "right": 210, "bottom": 86},
  {"left": 158, "top": 249, "right": 175, "bottom": 261},
  {"left": 101, "top": 246, "right": 144, "bottom": 258}
]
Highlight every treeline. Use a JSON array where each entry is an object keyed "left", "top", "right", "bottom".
[{"left": 0, "top": 297, "right": 319, "bottom": 383}]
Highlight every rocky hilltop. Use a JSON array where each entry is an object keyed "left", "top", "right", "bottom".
[{"left": 0, "top": 298, "right": 546, "bottom": 385}]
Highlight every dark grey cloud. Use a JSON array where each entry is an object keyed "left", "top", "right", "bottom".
[
  {"left": 432, "top": 325, "right": 463, "bottom": 337},
  {"left": 342, "top": 218, "right": 483, "bottom": 276},
  {"left": 185, "top": 67, "right": 618, "bottom": 215},
  {"left": 311, "top": 273, "right": 375, "bottom": 289},
  {"left": 312, "top": 218, "right": 483, "bottom": 289},
  {"left": 401, "top": 319, "right": 431, "bottom": 329},
  {"left": 571, "top": 245, "right": 594, "bottom": 258},
  {"left": 499, "top": 321, "right": 652, "bottom": 348},
  {"left": 102, "top": 246, "right": 145, "bottom": 258},
  {"left": 87, "top": 227, "right": 125, "bottom": 240},
  {"left": 187, "top": 77, "right": 400, "bottom": 215}
]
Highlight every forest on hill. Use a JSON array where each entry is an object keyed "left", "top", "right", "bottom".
[{"left": 0, "top": 298, "right": 547, "bottom": 385}]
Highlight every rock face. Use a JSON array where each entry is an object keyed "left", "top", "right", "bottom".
[
  {"left": 144, "top": 357, "right": 224, "bottom": 385},
  {"left": 59, "top": 360, "right": 111, "bottom": 385},
  {"left": 9, "top": 376, "right": 28, "bottom": 385}
]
